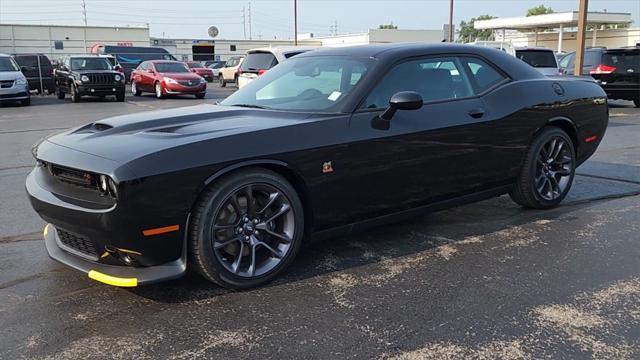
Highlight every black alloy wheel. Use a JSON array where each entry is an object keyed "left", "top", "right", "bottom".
[
  {"left": 190, "top": 168, "right": 304, "bottom": 289},
  {"left": 510, "top": 127, "right": 576, "bottom": 209}
]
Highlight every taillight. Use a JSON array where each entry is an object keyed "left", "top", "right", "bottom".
[
  {"left": 590, "top": 64, "right": 616, "bottom": 74},
  {"left": 258, "top": 69, "right": 267, "bottom": 76}
]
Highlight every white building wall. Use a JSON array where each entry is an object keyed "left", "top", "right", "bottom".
[{"left": 0, "top": 24, "right": 149, "bottom": 59}]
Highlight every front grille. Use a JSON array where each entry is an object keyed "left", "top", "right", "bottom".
[
  {"left": 57, "top": 229, "right": 99, "bottom": 259},
  {"left": 87, "top": 74, "right": 115, "bottom": 84},
  {"left": 0, "top": 80, "right": 13, "bottom": 88},
  {"left": 48, "top": 163, "right": 97, "bottom": 189},
  {"left": 0, "top": 92, "right": 27, "bottom": 99},
  {"left": 179, "top": 80, "right": 199, "bottom": 86}
]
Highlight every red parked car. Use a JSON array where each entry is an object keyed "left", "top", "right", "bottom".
[
  {"left": 130, "top": 60, "right": 206, "bottom": 99},
  {"left": 186, "top": 61, "right": 214, "bottom": 82}
]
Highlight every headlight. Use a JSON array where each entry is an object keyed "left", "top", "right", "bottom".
[
  {"left": 81, "top": 75, "right": 90, "bottom": 83},
  {"left": 97, "top": 174, "right": 117, "bottom": 197},
  {"left": 114, "top": 74, "right": 122, "bottom": 82},
  {"left": 199, "top": 77, "right": 206, "bottom": 83},
  {"left": 15, "top": 77, "right": 27, "bottom": 85},
  {"left": 163, "top": 77, "right": 178, "bottom": 84}
]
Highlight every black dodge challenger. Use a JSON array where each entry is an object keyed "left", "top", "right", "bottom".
[{"left": 27, "top": 44, "right": 608, "bottom": 289}]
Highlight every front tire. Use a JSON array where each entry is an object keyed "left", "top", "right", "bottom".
[
  {"left": 21, "top": 97, "right": 31, "bottom": 106},
  {"left": 189, "top": 168, "right": 304, "bottom": 289},
  {"left": 634, "top": 99, "right": 639, "bottom": 108},
  {"left": 70, "top": 84, "right": 81, "bottom": 103},
  {"left": 56, "top": 86, "right": 65, "bottom": 100},
  {"left": 510, "top": 127, "right": 576, "bottom": 209},
  {"left": 195, "top": 92, "right": 206, "bottom": 99},
  {"left": 155, "top": 82, "right": 164, "bottom": 99},
  {"left": 131, "top": 81, "right": 141, "bottom": 96},
  {"left": 219, "top": 76, "right": 226, "bottom": 88}
]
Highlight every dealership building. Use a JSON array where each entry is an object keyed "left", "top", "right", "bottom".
[{"left": 1, "top": 23, "right": 446, "bottom": 61}]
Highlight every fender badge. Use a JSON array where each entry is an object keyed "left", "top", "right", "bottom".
[{"left": 322, "top": 161, "right": 334, "bottom": 174}]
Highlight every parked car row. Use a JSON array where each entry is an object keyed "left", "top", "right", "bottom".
[{"left": 468, "top": 42, "right": 639, "bottom": 108}]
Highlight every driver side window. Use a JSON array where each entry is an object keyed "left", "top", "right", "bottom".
[{"left": 362, "top": 57, "right": 473, "bottom": 109}]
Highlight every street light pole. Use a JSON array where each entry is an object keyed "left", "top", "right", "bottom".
[
  {"left": 574, "top": 0, "right": 589, "bottom": 75},
  {"left": 294, "top": 0, "right": 298, "bottom": 45},
  {"left": 448, "top": 0, "right": 454, "bottom": 42}
]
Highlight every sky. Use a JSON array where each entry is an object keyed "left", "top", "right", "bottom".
[{"left": 1, "top": 0, "right": 639, "bottom": 40}]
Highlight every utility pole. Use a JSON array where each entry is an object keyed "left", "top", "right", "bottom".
[
  {"left": 248, "top": 1, "right": 252, "bottom": 40},
  {"left": 448, "top": 0, "right": 454, "bottom": 42},
  {"left": 574, "top": 0, "right": 589, "bottom": 75},
  {"left": 294, "top": 0, "right": 298, "bottom": 45},
  {"left": 81, "top": 0, "right": 88, "bottom": 54},
  {"left": 243, "top": 6, "right": 246, "bottom": 39}
]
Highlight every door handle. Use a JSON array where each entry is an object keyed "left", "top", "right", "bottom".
[{"left": 468, "top": 108, "right": 485, "bottom": 119}]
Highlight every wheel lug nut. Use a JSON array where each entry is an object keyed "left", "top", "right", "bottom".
[
  {"left": 254, "top": 230, "right": 259, "bottom": 235},
  {"left": 245, "top": 236, "right": 250, "bottom": 240},
  {"left": 253, "top": 219, "right": 259, "bottom": 224}
]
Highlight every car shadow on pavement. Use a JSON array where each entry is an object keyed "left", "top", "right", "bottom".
[{"left": 128, "top": 194, "right": 608, "bottom": 304}]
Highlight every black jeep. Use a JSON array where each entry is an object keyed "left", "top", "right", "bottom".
[{"left": 55, "top": 56, "right": 126, "bottom": 102}]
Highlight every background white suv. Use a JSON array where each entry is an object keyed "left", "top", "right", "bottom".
[{"left": 237, "top": 47, "right": 317, "bottom": 89}]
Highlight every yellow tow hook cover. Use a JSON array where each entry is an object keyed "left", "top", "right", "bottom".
[{"left": 88, "top": 270, "right": 138, "bottom": 287}]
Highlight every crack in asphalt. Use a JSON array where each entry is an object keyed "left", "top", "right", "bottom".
[
  {"left": 0, "top": 127, "right": 68, "bottom": 135},
  {"left": 0, "top": 231, "right": 42, "bottom": 244}
]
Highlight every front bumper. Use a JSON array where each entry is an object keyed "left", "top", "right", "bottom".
[
  {"left": 165, "top": 82, "right": 206, "bottom": 94},
  {"left": 0, "top": 83, "right": 30, "bottom": 101},
  {"left": 77, "top": 84, "right": 125, "bottom": 96},
  {"left": 44, "top": 223, "right": 186, "bottom": 286}
]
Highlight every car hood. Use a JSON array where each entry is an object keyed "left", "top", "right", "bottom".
[
  {"left": 73, "top": 70, "right": 119, "bottom": 75},
  {"left": 0, "top": 71, "right": 24, "bottom": 81},
  {"left": 158, "top": 72, "right": 202, "bottom": 80},
  {"left": 44, "top": 104, "right": 314, "bottom": 166}
]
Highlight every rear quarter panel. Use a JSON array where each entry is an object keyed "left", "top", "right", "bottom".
[{"left": 480, "top": 77, "right": 607, "bottom": 181}]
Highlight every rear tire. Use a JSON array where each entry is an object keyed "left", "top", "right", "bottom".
[
  {"left": 56, "top": 87, "right": 65, "bottom": 100},
  {"left": 509, "top": 127, "right": 576, "bottom": 209},
  {"left": 189, "top": 168, "right": 304, "bottom": 289},
  {"left": 634, "top": 99, "right": 639, "bottom": 108}
]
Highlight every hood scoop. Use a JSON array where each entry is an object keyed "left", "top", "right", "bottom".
[{"left": 72, "top": 122, "right": 114, "bottom": 134}]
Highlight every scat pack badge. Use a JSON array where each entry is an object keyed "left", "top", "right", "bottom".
[{"left": 322, "top": 161, "right": 334, "bottom": 174}]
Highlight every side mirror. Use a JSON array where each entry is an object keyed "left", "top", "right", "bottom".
[{"left": 371, "top": 91, "right": 423, "bottom": 130}]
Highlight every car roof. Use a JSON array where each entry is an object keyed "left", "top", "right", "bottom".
[
  {"left": 145, "top": 60, "right": 184, "bottom": 64},
  {"left": 0, "top": 53, "right": 11, "bottom": 58},
  {"left": 247, "top": 46, "right": 318, "bottom": 55},
  {"left": 297, "top": 42, "right": 544, "bottom": 80},
  {"left": 515, "top": 47, "right": 554, "bottom": 52}
]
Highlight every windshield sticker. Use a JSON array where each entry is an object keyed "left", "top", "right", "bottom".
[{"left": 328, "top": 91, "right": 342, "bottom": 101}]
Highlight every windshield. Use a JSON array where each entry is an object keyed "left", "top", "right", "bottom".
[
  {"left": 155, "top": 62, "right": 189, "bottom": 73},
  {"left": 187, "top": 62, "right": 203, "bottom": 68},
  {"left": 221, "top": 56, "right": 372, "bottom": 112},
  {"left": 208, "top": 62, "right": 224, "bottom": 69},
  {"left": 71, "top": 58, "right": 113, "bottom": 71},
  {"left": 0, "top": 57, "right": 20, "bottom": 72},
  {"left": 516, "top": 50, "right": 557, "bottom": 68}
]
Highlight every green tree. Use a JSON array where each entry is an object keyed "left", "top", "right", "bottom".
[
  {"left": 378, "top": 23, "right": 398, "bottom": 29},
  {"left": 526, "top": 5, "right": 554, "bottom": 17},
  {"left": 457, "top": 15, "right": 496, "bottom": 43}
]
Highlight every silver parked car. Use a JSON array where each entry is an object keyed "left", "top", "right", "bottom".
[
  {"left": 515, "top": 47, "right": 560, "bottom": 76},
  {"left": 0, "top": 54, "right": 30, "bottom": 106}
]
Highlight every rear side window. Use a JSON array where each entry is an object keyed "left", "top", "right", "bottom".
[
  {"left": 603, "top": 51, "right": 640, "bottom": 73},
  {"left": 284, "top": 51, "right": 306, "bottom": 59},
  {"left": 516, "top": 50, "right": 557, "bottom": 68},
  {"left": 241, "top": 52, "right": 278, "bottom": 71},
  {"left": 14, "top": 55, "right": 38, "bottom": 67},
  {"left": 583, "top": 51, "right": 601, "bottom": 67},
  {"left": 463, "top": 58, "right": 507, "bottom": 93}
]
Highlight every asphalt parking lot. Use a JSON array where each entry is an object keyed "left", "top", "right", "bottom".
[{"left": 1, "top": 88, "right": 639, "bottom": 359}]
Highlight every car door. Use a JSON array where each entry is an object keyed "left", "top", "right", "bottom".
[
  {"left": 345, "top": 56, "right": 497, "bottom": 223},
  {"left": 55, "top": 58, "right": 70, "bottom": 92},
  {"left": 221, "top": 58, "right": 235, "bottom": 80}
]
